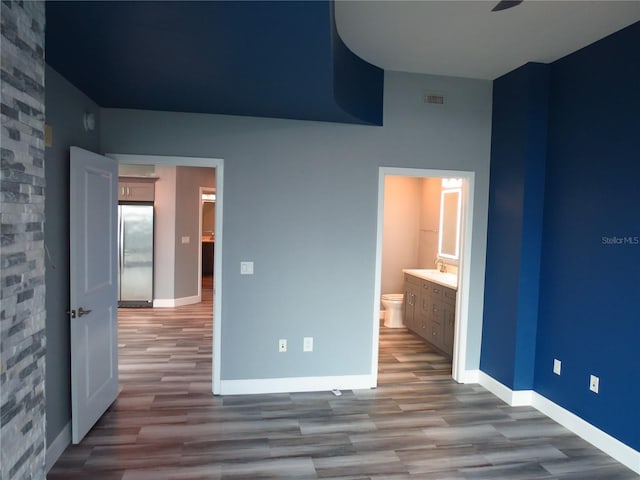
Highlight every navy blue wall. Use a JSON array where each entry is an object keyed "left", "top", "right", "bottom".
[
  {"left": 481, "top": 62, "right": 550, "bottom": 390},
  {"left": 483, "top": 21, "right": 640, "bottom": 450},
  {"left": 535, "top": 22, "right": 640, "bottom": 450}
]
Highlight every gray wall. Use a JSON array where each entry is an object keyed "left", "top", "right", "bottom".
[
  {"left": 100, "top": 71, "right": 492, "bottom": 381},
  {"left": 0, "top": 1, "right": 47, "bottom": 477},
  {"left": 174, "top": 166, "right": 216, "bottom": 298},
  {"left": 43, "top": 66, "right": 100, "bottom": 446},
  {"left": 152, "top": 166, "right": 215, "bottom": 301},
  {"left": 153, "top": 165, "right": 177, "bottom": 300}
]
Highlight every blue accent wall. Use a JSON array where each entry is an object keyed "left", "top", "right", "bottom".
[
  {"left": 536, "top": 22, "right": 640, "bottom": 450},
  {"left": 330, "top": 2, "right": 384, "bottom": 125},
  {"left": 481, "top": 62, "right": 550, "bottom": 390},
  {"left": 45, "top": 1, "right": 384, "bottom": 125},
  {"left": 483, "top": 21, "right": 640, "bottom": 450}
]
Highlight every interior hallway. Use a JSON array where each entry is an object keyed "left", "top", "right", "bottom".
[{"left": 48, "top": 277, "right": 637, "bottom": 479}]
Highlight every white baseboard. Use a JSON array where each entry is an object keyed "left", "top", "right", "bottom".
[
  {"left": 531, "top": 392, "right": 640, "bottom": 474},
  {"left": 456, "top": 368, "right": 479, "bottom": 384},
  {"left": 153, "top": 294, "right": 200, "bottom": 308},
  {"left": 477, "top": 371, "right": 639, "bottom": 474},
  {"left": 219, "top": 374, "right": 376, "bottom": 395},
  {"left": 477, "top": 371, "right": 533, "bottom": 406},
  {"left": 46, "top": 421, "right": 71, "bottom": 472}
]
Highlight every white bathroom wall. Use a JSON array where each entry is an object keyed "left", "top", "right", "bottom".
[
  {"left": 381, "top": 176, "right": 422, "bottom": 296},
  {"left": 418, "top": 177, "right": 441, "bottom": 268}
]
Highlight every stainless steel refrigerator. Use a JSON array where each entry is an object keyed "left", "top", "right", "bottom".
[{"left": 118, "top": 203, "right": 154, "bottom": 307}]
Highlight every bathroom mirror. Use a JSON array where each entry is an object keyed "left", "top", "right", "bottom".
[{"left": 438, "top": 187, "right": 462, "bottom": 260}]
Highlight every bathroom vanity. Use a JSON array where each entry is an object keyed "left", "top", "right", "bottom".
[{"left": 402, "top": 269, "right": 457, "bottom": 357}]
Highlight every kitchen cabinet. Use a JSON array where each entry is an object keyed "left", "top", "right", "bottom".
[
  {"left": 403, "top": 273, "right": 456, "bottom": 357},
  {"left": 118, "top": 177, "right": 155, "bottom": 202},
  {"left": 202, "top": 241, "right": 214, "bottom": 275}
]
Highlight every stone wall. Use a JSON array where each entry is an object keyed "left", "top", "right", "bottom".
[{"left": 1, "top": 1, "right": 47, "bottom": 479}]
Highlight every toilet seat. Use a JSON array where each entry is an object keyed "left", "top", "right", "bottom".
[{"left": 382, "top": 293, "right": 404, "bottom": 302}]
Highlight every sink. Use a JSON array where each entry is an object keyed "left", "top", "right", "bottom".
[{"left": 402, "top": 268, "right": 458, "bottom": 289}]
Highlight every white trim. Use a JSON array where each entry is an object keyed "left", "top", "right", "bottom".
[
  {"left": 219, "top": 375, "right": 376, "bottom": 395},
  {"left": 452, "top": 175, "right": 475, "bottom": 383},
  {"left": 532, "top": 392, "right": 640, "bottom": 474},
  {"left": 108, "top": 154, "right": 223, "bottom": 395},
  {"left": 198, "top": 186, "right": 204, "bottom": 302},
  {"left": 211, "top": 162, "right": 223, "bottom": 394},
  {"left": 46, "top": 421, "right": 71, "bottom": 472},
  {"left": 152, "top": 295, "right": 200, "bottom": 308},
  {"left": 374, "top": 167, "right": 476, "bottom": 386},
  {"left": 456, "top": 368, "right": 479, "bottom": 384},
  {"left": 477, "top": 370, "right": 533, "bottom": 406},
  {"left": 477, "top": 371, "right": 640, "bottom": 474},
  {"left": 198, "top": 186, "right": 216, "bottom": 303}
]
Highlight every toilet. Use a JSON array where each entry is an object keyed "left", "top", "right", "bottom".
[{"left": 381, "top": 293, "right": 404, "bottom": 328}]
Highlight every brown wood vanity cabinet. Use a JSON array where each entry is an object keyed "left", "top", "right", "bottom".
[
  {"left": 403, "top": 274, "right": 420, "bottom": 332},
  {"left": 404, "top": 273, "right": 456, "bottom": 357}
]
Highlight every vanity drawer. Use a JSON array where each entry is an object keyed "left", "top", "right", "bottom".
[
  {"left": 404, "top": 273, "right": 421, "bottom": 286},
  {"left": 431, "top": 302, "right": 443, "bottom": 323},
  {"left": 442, "top": 287, "right": 456, "bottom": 304},
  {"left": 428, "top": 320, "right": 442, "bottom": 345},
  {"left": 430, "top": 283, "right": 444, "bottom": 298},
  {"left": 420, "top": 294, "right": 430, "bottom": 316}
]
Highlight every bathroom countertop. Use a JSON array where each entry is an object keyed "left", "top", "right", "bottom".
[{"left": 403, "top": 269, "right": 458, "bottom": 290}]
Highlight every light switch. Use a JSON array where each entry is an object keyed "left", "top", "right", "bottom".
[
  {"left": 240, "top": 261, "right": 254, "bottom": 275},
  {"left": 181, "top": 236, "right": 190, "bottom": 244},
  {"left": 303, "top": 337, "right": 313, "bottom": 352}
]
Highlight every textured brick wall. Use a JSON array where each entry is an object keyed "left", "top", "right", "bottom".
[{"left": 1, "top": 1, "right": 47, "bottom": 479}]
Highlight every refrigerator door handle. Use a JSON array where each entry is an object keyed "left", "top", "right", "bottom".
[{"left": 119, "top": 208, "right": 124, "bottom": 279}]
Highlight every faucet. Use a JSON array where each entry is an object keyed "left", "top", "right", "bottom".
[{"left": 435, "top": 258, "right": 447, "bottom": 273}]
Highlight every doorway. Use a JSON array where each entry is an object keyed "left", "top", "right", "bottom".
[
  {"left": 198, "top": 187, "right": 216, "bottom": 302},
  {"left": 109, "top": 154, "right": 224, "bottom": 394},
  {"left": 372, "top": 167, "right": 475, "bottom": 384}
]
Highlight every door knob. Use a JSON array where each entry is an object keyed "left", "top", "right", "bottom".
[{"left": 78, "top": 307, "right": 92, "bottom": 317}]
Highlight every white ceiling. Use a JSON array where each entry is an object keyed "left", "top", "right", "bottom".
[{"left": 335, "top": 0, "right": 640, "bottom": 80}]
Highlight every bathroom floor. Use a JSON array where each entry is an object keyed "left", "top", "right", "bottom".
[{"left": 48, "top": 311, "right": 637, "bottom": 479}]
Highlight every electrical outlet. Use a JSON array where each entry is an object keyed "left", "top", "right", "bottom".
[
  {"left": 303, "top": 337, "right": 313, "bottom": 352},
  {"left": 278, "top": 339, "right": 287, "bottom": 353},
  {"left": 553, "top": 359, "right": 562, "bottom": 375},
  {"left": 589, "top": 374, "right": 599, "bottom": 393}
]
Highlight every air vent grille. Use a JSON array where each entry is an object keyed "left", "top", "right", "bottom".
[{"left": 424, "top": 93, "right": 445, "bottom": 105}]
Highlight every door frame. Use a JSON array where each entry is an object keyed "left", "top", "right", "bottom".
[
  {"left": 373, "top": 167, "right": 475, "bottom": 384},
  {"left": 198, "top": 186, "right": 216, "bottom": 301},
  {"left": 108, "top": 154, "right": 224, "bottom": 394}
]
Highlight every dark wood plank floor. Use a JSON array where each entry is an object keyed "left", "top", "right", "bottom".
[{"left": 48, "top": 276, "right": 638, "bottom": 479}]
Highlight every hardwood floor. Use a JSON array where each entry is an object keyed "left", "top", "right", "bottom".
[{"left": 48, "top": 277, "right": 638, "bottom": 479}]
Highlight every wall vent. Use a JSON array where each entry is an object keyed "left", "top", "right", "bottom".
[{"left": 424, "top": 93, "right": 445, "bottom": 105}]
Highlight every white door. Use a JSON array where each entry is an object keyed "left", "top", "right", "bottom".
[{"left": 69, "top": 146, "right": 119, "bottom": 443}]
